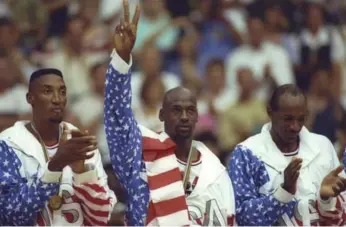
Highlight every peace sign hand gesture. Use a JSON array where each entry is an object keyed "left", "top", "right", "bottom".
[{"left": 114, "top": 0, "right": 140, "bottom": 63}]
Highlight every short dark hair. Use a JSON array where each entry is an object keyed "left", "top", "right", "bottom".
[
  {"left": 268, "top": 84, "right": 305, "bottom": 111},
  {"left": 206, "top": 58, "right": 224, "bottom": 70},
  {"left": 0, "top": 17, "right": 14, "bottom": 27},
  {"left": 29, "top": 68, "right": 63, "bottom": 90}
]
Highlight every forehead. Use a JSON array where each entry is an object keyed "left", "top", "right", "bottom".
[
  {"left": 166, "top": 90, "right": 196, "bottom": 107},
  {"left": 277, "top": 94, "right": 307, "bottom": 113},
  {"left": 34, "top": 74, "right": 65, "bottom": 88}
]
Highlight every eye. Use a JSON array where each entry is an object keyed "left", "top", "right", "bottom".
[
  {"left": 44, "top": 88, "right": 52, "bottom": 94},
  {"left": 60, "top": 89, "right": 66, "bottom": 96}
]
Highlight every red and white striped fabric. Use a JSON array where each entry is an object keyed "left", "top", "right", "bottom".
[
  {"left": 36, "top": 181, "right": 114, "bottom": 226},
  {"left": 316, "top": 193, "right": 346, "bottom": 226},
  {"left": 73, "top": 183, "right": 113, "bottom": 226},
  {"left": 139, "top": 126, "right": 190, "bottom": 226}
]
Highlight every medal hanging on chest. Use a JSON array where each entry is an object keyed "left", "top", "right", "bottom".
[
  {"left": 29, "top": 122, "right": 65, "bottom": 211},
  {"left": 48, "top": 195, "right": 63, "bottom": 210}
]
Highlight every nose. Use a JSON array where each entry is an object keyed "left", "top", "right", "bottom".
[
  {"left": 290, "top": 120, "right": 301, "bottom": 133},
  {"left": 52, "top": 91, "right": 62, "bottom": 104},
  {"left": 180, "top": 110, "right": 188, "bottom": 122}
]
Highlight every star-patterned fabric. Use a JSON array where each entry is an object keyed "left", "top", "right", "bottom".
[
  {"left": 0, "top": 140, "right": 59, "bottom": 225},
  {"left": 104, "top": 63, "right": 149, "bottom": 226},
  {"left": 228, "top": 145, "right": 297, "bottom": 225}
]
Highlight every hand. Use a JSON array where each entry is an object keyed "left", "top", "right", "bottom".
[
  {"left": 48, "top": 125, "right": 97, "bottom": 172},
  {"left": 282, "top": 157, "right": 303, "bottom": 194},
  {"left": 320, "top": 165, "right": 346, "bottom": 200},
  {"left": 113, "top": 0, "right": 140, "bottom": 63},
  {"left": 69, "top": 130, "right": 93, "bottom": 174}
]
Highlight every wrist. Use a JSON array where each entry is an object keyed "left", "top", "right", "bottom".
[
  {"left": 48, "top": 159, "right": 65, "bottom": 172},
  {"left": 282, "top": 184, "right": 293, "bottom": 194},
  {"left": 116, "top": 49, "right": 130, "bottom": 63}
]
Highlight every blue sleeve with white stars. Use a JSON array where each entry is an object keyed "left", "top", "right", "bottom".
[
  {"left": 228, "top": 145, "right": 296, "bottom": 226},
  {"left": 0, "top": 140, "right": 59, "bottom": 226},
  {"left": 104, "top": 53, "right": 149, "bottom": 226}
]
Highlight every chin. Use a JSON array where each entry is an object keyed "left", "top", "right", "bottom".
[{"left": 48, "top": 117, "right": 63, "bottom": 124}]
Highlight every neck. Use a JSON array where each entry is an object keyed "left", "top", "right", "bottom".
[
  {"left": 32, "top": 117, "right": 60, "bottom": 146},
  {"left": 174, "top": 138, "right": 193, "bottom": 161},
  {"left": 270, "top": 129, "right": 299, "bottom": 153}
]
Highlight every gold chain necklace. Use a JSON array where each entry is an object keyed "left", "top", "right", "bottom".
[{"left": 30, "top": 122, "right": 63, "bottom": 210}]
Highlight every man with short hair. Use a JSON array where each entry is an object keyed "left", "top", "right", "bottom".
[
  {"left": 104, "top": 0, "right": 236, "bottom": 225},
  {"left": 228, "top": 84, "right": 346, "bottom": 226},
  {"left": 0, "top": 68, "right": 116, "bottom": 226}
]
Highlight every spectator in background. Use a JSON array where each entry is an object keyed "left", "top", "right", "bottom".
[
  {"left": 133, "top": 0, "right": 179, "bottom": 53},
  {"left": 196, "top": 58, "right": 236, "bottom": 134},
  {"left": 80, "top": 0, "right": 112, "bottom": 57},
  {"left": 0, "top": 17, "right": 36, "bottom": 83},
  {"left": 218, "top": 67, "right": 267, "bottom": 151},
  {"left": 306, "top": 70, "right": 343, "bottom": 143},
  {"left": 0, "top": 48, "right": 31, "bottom": 131},
  {"left": 131, "top": 45, "right": 180, "bottom": 109},
  {"left": 226, "top": 16, "right": 294, "bottom": 101},
  {"left": 44, "top": 15, "right": 93, "bottom": 104},
  {"left": 190, "top": 0, "right": 242, "bottom": 74},
  {"left": 294, "top": 2, "right": 345, "bottom": 94},
  {"left": 71, "top": 61, "right": 110, "bottom": 164},
  {"left": 133, "top": 77, "right": 165, "bottom": 132}
]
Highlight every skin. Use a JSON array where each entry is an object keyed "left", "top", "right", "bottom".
[
  {"left": 159, "top": 87, "right": 199, "bottom": 160},
  {"left": 26, "top": 74, "right": 96, "bottom": 172},
  {"left": 268, "top": 93, "right": 307, "bottom": 153},
  {"left": 27, "top": 74, "right": 67, "bottom": 145}
]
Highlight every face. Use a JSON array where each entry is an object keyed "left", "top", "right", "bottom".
[
  {"left": 91, "top": 64, "right": 107, "bottom": 95},
  {"left": 160, "top": 89, "right": 198, "bottom": 140},
  {"left": 66, "top": 18, "right": 86, "bottom": 48},
  {"left": 80, "top": 0, "right": 100, "bottom": 22},
  {"left": 141, "top": 46, "right": 161, "bottom": 76},
  {"left": 206, "top": 62, "right": 225, "bottom": 93},
  {"left": 0, "top": 25, "right": 17, "bottom": 50},
  {"left": 27, "top": 75, "right": 67, "bottom": 123},
  {"left": 237, "top": 68, "right": 256, "bottom": 94},
  {"left": 0, "top": 56, "right": 13, "bottom": 87},
  {"left": 178, "top": 35, "right": 196, "bottom": 58},
  {"left": 248, "top": 18, "right": 265, "bottom": 47},
  {"left": 141, "top": 78, "right": 165, "bottom": 107},
  {"left": 265, "top": 8, "right": 280, "bottom": 28},
  {"left": 307, "top": 5, "right": 323, "bottom": 31},
  {"left": 269, "top": 94, "right": 307, "bottom": 144},
  {"left": 311, "top": 70, "right": 329, "bottom": 94}
]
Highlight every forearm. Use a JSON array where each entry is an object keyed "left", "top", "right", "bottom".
[
  {"left": 236, "top": 186, "right": 295, "bottom": 226},
  {"left": 0, "top": 167, "right": 60, "bottom": 225},
  {"left": 104, "top": 50, "right": 142, "bottom": 185}
]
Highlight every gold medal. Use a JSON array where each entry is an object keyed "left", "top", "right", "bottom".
[{"left": 48, "top": 195, "right": 62, "bottom": 210}]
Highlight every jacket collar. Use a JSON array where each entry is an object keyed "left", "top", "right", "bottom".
[{"left": 258, "top": 123, "right": 321, "bottom": 172}]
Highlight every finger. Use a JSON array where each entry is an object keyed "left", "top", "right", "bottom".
[
  {"left": 123, "top": 0, "right": 129, "bottom": 23},
  {"left": 77, "top": 145, "right": 98, "bottom": 154},
  {"left": 69, "top": 136, "right": 97, "bottom": 144},
  {"left": 132, "top": 4, "right": 140, "bottom": 27},
  {"left": 332, "top": 165, "right": 344, "bottom": 176},
  {"left": 71, "top": 129, "right": 84, "bottom": 138},
  {"left": 332, "top": 185, "right": 341, "bottom": 194},
  {"left": 336, "top": 179, "right": 346, "bottom": 190},
  {"left": 292, "top": 170, "right": 300, "bottom": 181},
  {"left": 84, "top": 153, "right": 95, "bottom": 160}
]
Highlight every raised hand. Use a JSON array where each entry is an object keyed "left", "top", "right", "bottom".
[
  {"left": 282, "top": 157, "right": 303, "bottom": 194},
  {"left": 114, "top": 0, "right": 140, "bottom": 63},
  {"left": 48, "top": 124, "right": 97, "bottom": 172},
  {"left": 320, "top": 165, "right": 346, "bottom": 200}
]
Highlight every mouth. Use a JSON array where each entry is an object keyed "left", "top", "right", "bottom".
[
  {"left": 51, "top": 108, "right": 63, "bottom": 113},
  {"left": 177, "top": 125, "right": 192, "bottom": 132}
]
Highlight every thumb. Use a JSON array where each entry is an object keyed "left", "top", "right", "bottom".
[
  {"left": 60, "top": 122, "right": 70, "bottom": 141},
  {"left": 332, "top": 165, "right": 344, "bottom": 176}
]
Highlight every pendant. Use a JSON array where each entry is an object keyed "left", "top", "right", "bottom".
[{"left": 48, "top": 195, "right": 62, "bottom": 210}]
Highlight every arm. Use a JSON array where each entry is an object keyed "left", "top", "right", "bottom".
[
  {"left": 104, "top": 50, "right": 142, "bottom": 192},
  {"left": 72, "top": 150, "right": 116, "bottom": 226},
  {"left": 0, "top": 140, "right": 60, "bottom": 225},
  {"left": 228, "top": 145, "right": 296, "bottom": 225}
]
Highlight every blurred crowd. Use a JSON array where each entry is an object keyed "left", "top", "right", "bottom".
[{"left": 1, "top": 0, "right": 346, "bottom": 225}]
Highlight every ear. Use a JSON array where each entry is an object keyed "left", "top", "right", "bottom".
[
  {"left": 26, "top": 92, "right": 34, "bottom": 105},
  {"left": 266, "top": 105, "right": 272, "bottom": 119},
  {"left": 159, "top": 108, "right": 164, "bottom": 122}
]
